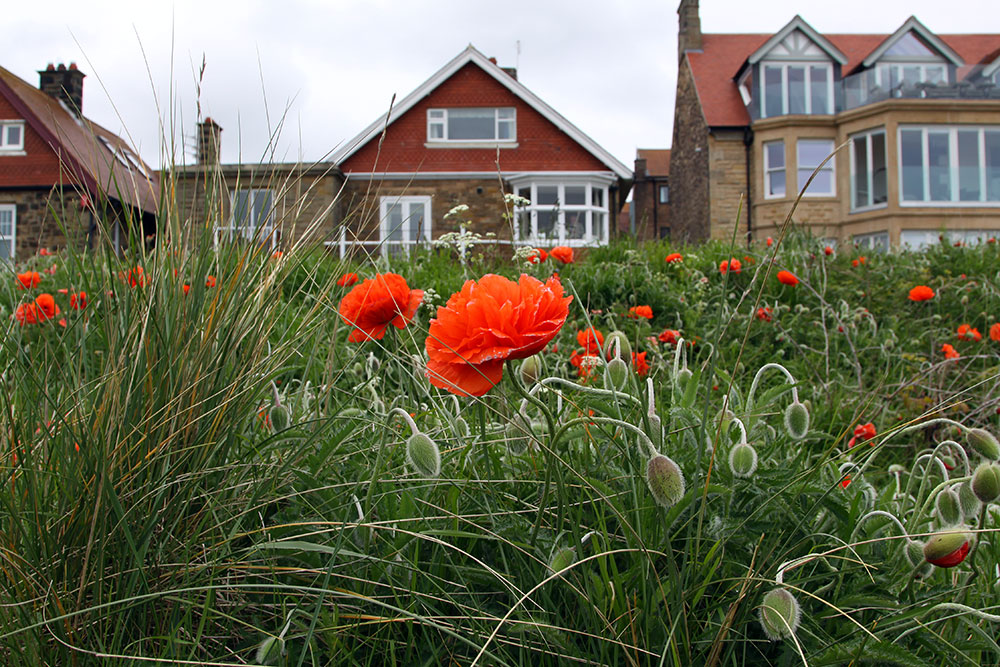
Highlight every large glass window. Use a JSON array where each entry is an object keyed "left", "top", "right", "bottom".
[
  {"left": 797, "top": 139, "right": 835, "bottom": 196},
  {"left": 511, "top": 181, "right": 610, "bottom": 246},
  {"left": 853, "top": 231, "right": 890, "bottom": 253},
  {"left": 218, "top": 189, "right": 276, "bottom": 249},
  {"left": 875, "top": 62, "right": 947, "bottom": 90},
  {"left": 426, "top": 108, "right": 516, "bottom": 142},
  {"left": 760, "top": 62, "right": 834, "bottom": 117},
  {"left": 379, "top": 196, "right": 431, "bottom": 256},
  {"left": 764, "top": 141, "right": 786, "bottom": 199},
  {"left": 851, "top": 129, "right": 887, "bottom": 210},
  {"left": 898, "top": 126, "right": 1000, "bottom": 205},
  {"left": 0, "top": 121, "right": 24, "bottom": 151},
  {"left": 0, "top": 204, "right": 15, "bottom": 260}
]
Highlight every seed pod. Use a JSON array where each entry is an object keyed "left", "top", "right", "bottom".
[
  {"left": 604, "top": 357, "right": 629, "bottom": 391},
  {"left": 934, "top": 488, "right": 963, "bottom": 525},
  {"left": 971, "top": 461, "right": 1000, "bottom": 503},
  {"left": 904, "top": 539, "right": 934, "bottom": 578},
  {"left": 505, "top": 415, "right": 531, "bottom": 456},
  {"left": 548, "top": 546, "right": 576, "bottom": 574},
  {"left": 519, "top": 356, "right": 542, "bottom": 387},
  {"left": 758, "top": 588, "right": 801, "bottom": 641},
  {"left": 605, "top": 331, "right": 633, "bottom": 361},
  {"left": 729, "top": 442, "right": 758, "bottom": 479},
  {"left": 923, "top": 530, "right": 971, "bottom": 568},
  {"left": 406, "top": 432, "right": 441, "bottom": 478},
  {"left": 784, "top": 400, "right": 810, "bottom": 440},
  {"left": 268, "top": 403, "right": 290, "bottom": 433},
  {"left": 967, "top": 427, "right": 1000, "bottom": 460},
  {"left": 646, "top": 454, "right": 685, "bottom": 508}
]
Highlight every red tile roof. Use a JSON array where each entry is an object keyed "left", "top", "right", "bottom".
[
  {"left": 0, "top": 64, "right": 159, "bottom": 214},
  {"left": 688, "top": 32, "right": 1000, "bottom": 128},
  {"left": 636, "top": 148, "right": 670, "bottom": 176}
]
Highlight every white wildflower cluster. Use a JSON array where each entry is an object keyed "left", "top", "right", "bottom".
[
  {"left": 433, "top": 229, "right": 483, "bottom": 250},
  {"left": 504, "top": 193, "right": 531, "bottom": 207},
  {"left": 421, "top": 287, "right": 441, "bottom": 306},
  {"left": 512, "top": 246, "right": 539, "bottom": 263},
  {"left": 444, "top": 204, "right": 470, "bottom": 220}
]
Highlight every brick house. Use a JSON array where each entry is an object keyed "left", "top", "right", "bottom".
[
  {"left": 332, "top": 45, "right": 632, "bottom": 255},
  {"left": 629, "top": 148, "right": 671, "bottom": 240},
  {"left": 168, "top": 119, "right": 345, "bottom": 251},
  {"left": 670, "top": 0, "right": 1000, "bottom": 249},
  {"left": 0, "top": 62, "right": 159, "bottom": 259}
]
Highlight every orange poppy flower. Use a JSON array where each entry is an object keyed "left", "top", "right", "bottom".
[
  {"left": 16, "top": 271, "right": 41, "bottom": 290},
  {"left": 664, "top": 252, "right": 683, "bottom": 264},
  {"left": 990, "top": 323, "right": 1000, "bottom": 342},
  {"left": 632, "top": 351, "right": 649, "bottom": 376},
  {"left": 14, "top": 303, "right": 39, "bottom": 325},
  {"left": 957, "top": 324, "right": 982, "bottom": 342},
  {"left": 70, "top": 292, "right": 87, "bottom": 310},
  {"left": 766, "top": 237, "right": 773, "bottom": 247},
  {"left": 628, "top": 305, "right": 653, "bottom": 319},
  {"left": 776, "top": 270, "right": 798, "bottom": 286},
  {"left": 550, "top": 246, "right": 574, "bottom": 264},
  {"left": 577, "top": 327, "right": 605, "bottom": 355},
  {"left": 756, "top": 307, "right": 773, "bottom": 322},
  {"left": 337, "top": 272, "right": 359, "bottom": 287},
  {"left": 847, "top": 422, "right": 876, "bottom": 448},
  {"left": 942, "top": 343, "right": 960, "bottom": 360},
  {"left": 908, "top": 285, "right": 935, "bottom": 301},
  {"left": 125, "top": 266, "right": 146, "bottom": 288},
  {"left": 182, "top": 284, "right": 191, "bottom": 296},
  {"left": 569, "top": 349, "right": 600, "bottom": 381},
  {"left": 658, "top": 329, "right": 680, "bottom": 345},
  {"left": 425, "top": 274, "right": 571, "bottom": 396},
  {"left": 719, "top": 258, "right": 741, "bottom": 274},
  {"left": 824, "top": 246, "right": 833, "bottom": 256},
  {"left": 205, "top": 275, "right": 216, "bottom": 288},
  {"left": 527, "top": 248, "right": 548, "bottom": 264},
  {"left": 14, "top": 293, "right": 60, "bottom": 326},
  {"left": 338, "top": 273, "right": 424, "bottom": 343}
]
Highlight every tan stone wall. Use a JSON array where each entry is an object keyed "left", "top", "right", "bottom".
[
  {"left": 0, "top": 187, "right": 91, "bottom": 259},
  {"left": 707, "top": 130, "right": 750, "bottom": 241},
  {"left": 669, "top": 57, "right": 711, "bottom": 242}
]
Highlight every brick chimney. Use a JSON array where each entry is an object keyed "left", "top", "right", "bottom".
[
  {"left": 39, "top": 62, "right": 86, "bottom": 114},
  {"left": 677, "top": 0, "right": 703, "bottom": 58},
  {"left": 197, "top": 118, "right": 222, "bottom": 165}
]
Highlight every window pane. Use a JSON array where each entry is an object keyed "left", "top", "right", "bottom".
[
  {"left": 429, "top": 123, "right": 444, "bottom": 139},
  {"left": 659, "top": 185, "right": 669, "bottom": 203},
  {"left": 766, "top": 142, "right": 784, "bottom": 168},
  {"left": 853, "top": 136, "right": 869, "bottom": 208},
  {"left": 253, "top": 190, "right": 273, "bottom": 229},
  {"left": 594, "top": 213, "right": 607, "bottom": 243},
  {"left": 764, "top": 66, "right": 783, "bottom": 117},
  {"left": 565, "top": 186, "right": 586, "bottom": 205},
  {"left": 591, "top": 188, "right": 604, "bottom": 207},
  {"left": 386, "top": 204, "right": 403, "bottom": 242},
  {"left": 871, "top": 133, "right": 887, "bottom": 204},
  {"left": 800, "top": 168, "right": 832, "bottom": 194},
  {"left": 769, "top": 170, "right": 785, "bottom": 196},
  {"left": 958, "top": 130, "right": 981, "bottom": 201},
  {"left": 810, "top": 66, "right": 829, "bottom": 113},
  {"left": 565, "top": 211, "right": 586, "bottom": 239},
  {"left": 926, "top": 66, "right": 945, "bottom": 84},
  {"left": 902, "top": 66, "right": 921, "bottom": 87},
  {"left": 986, "top": 130, "right": 1000, "bottom": 201},
  {"left": 537, "top": 185, "right": 558, "bottom": 206},
  {"left": 233, "top": 191, "right": 251, "bottom": 228},
  {"left": 428, "top": 110, "right": 445, "bottom": 119},
  {"left": 536, "top": 210, "right": 556, "bottom": 238},
  {"left": 798, "top": 140, "right": 832, "bottom": 169},
  {"left": 517, "top": 211, "right": 531, "bottom": 239},
  {"left": 0, "top": 240, "right": 9, "bottom": 259},
  {"left": 518, "top": 187, "right": 531, "bottom": 204},
  {"left": 927, "top": 131, "right": 951, "bottom": 201},
  {"left": 447, "top": 108, "right": 495, "bottom": 140},
  {"left": 497, "top": 120, "right": 514, "bottom": 140},
  {"left": 788, "top": 66, "right": 806, "bottom": 114},
  {"left": 497, "top": 108, "right": 514, "bottom": 119},
  {"left": 900, "top": 129, "right": 924, "bottom": 201},
  {"left": 6, "top": 125, "right": 22, "bottom": 146},
  {"left": 407, "top": 203, "right": 426, "bottom": 242}
]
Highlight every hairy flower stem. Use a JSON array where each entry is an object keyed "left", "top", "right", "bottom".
[{"left": 744, "top": 362, "right": 799, "bottom": 416}]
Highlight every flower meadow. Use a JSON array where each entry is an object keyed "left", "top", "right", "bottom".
[{"left": 3, "top": 219, "right": 1000, "bottom": 665}]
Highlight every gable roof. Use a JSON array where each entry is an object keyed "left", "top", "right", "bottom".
[
  {"left": 862, "top": 16, "right": 964, "bottom": 68},
  {"left": 0, "top": 64, "right": 159, "bottom": 214},
  {"left": 747, "top": 16, "right": 847, "bottom": 66},
  {"left": 637, "top": 149, "right": 670, "bottom": 176},
  {"left": 332, "top": 45, "right": 631, "bottom": 180},
  {"left": 687, "top": 30, "right": 1000, "bottom": 128}
]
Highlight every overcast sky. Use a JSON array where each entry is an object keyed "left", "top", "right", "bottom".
[{"left": 5, "top": 0, "right": 999, "bottom": 171}]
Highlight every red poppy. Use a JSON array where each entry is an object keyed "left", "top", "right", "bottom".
[
  {"left": 908, "top": 285, "right": 935, "bottom": 302},
  {"left": 527, "top": 248, "right": 548, "bottom": 264},
  {"left": 44, "top": 264, "right": 58, "bottom": 275},
  {"left": 14, "top": 293, "right": 61, "bottom": 326},
  {"left": 339, "top": 273, "right": 424, "bottom": 343},
  {"left": 550, "top": 246, "right": 574, "bottom": 264},
  {"left": 824, "top": 246, "right": 833, "bottom": 256},
  {"left": 16, "top": 272, "right": 41, "bottom": 290},
  {"left": 182, "top": 284, "right": 191, "bottom": 296},
  {"left": 658, "top": 329, "right": 680, "bottom": 345},
  {"left": 337, "top": 272, "right": 359, "bottom": 287},
  {"left": 664, "top": 252, "right": 683, "bottom": 264},
  {"left": 841, "top": 476, "right": 852, "bottom": 489},
  {"left": 776, "top": 270, "right": 799, "bottom": 286},
  {"left": 39, "top": 248, "right": 54, "bottom": 256},
  {"left": 577, "top": 328, "right": 605, "bottom": 355},
  {"left": 14, "top": 303, "right": 39, "bottom": 325},
  {"left": 628, "top": 305, "right": 653, "bottom": 320},
  {"left": 990, "top": 323, "right": 1000, "bottom": 342},
  {"left": 70, "top": 292, "right": 87, "bottom": 310},
  {"left": 632, "top": 351, "right": 649, "bottom": 376},
  {"left": 848, "top": 422, "right": 876, "bottom": 448},
  {"left": 719, "top": 258, "right": 741, "bottom": 274},
  {"left": 957, "top": 324, "right": 982, "bottom": 342},
  {"left": 756, "top": 307, "right": 773, "bottom": 322},
  {"left": 425, "top": 274, "right": 571, "bottom": 396},
  {"left": 205, "top": 275, "right": 216, "bottom": 288},
  {"left": 942, "top": 343, "right": 960, "bottom": 360},
  {"left": 271, "top": 251, "right": 283, "bottom": 259},
  {"left": 125, "top": 267, "right": 146, "bottom": 288},
  {"left": 766, "top": 237, "right": 773, "bottom": 247}
]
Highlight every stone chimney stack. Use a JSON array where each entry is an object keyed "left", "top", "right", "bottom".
[
  {"left": 197, "top": 118, "right": 222, "bottom": 165},
  {"left": 677, "top": 0, "right": 703, "bottom": 58},
  {"left": 39, "top": 62, "right": 86, "bottom": 114}
]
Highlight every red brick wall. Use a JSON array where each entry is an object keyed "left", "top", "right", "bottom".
[
  {"left": 0, "top": 93, "right": 73, "bottom": 187},
  {"left": 340, "top": 63, "right": 608, "bottom": 174}
]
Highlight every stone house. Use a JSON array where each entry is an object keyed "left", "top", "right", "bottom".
[
  {"left": 0, "top": 62, "right": 159, "bottom": 259},
  {"left": 671, "top": 0, "right": 1000, "bottom": 249},
  {"left": 332, "top": 45, "right": 632, "bottom": 256},
  {"left": 629, "top": 148, "right": 671, "bottom": 240}
]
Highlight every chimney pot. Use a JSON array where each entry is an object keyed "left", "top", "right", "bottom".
[
  {"left": 489, "top": 57, "right": 497, "bottom": 64},
  {"left": 197, "top": 118, "right": 222, "bottom": 166},
  {"left": 57, "top": 63, "right": 66, "bottom": 71},
  {"left": 39, "top": 62, "right": 86, "bottom": 114},
  {"left": 69, "top": 62, "right": 78, "bottom": 70},
  {"left": 46, "top": 63, "right": 55, "bottom": 71}
]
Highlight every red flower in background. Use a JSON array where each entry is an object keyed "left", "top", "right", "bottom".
[
  {"left": 628, "top": 305, "right": 653, "bottom": 320},
  {"left": 990, "top": 323, "right": 1000, "bottom": 342},
  {"left": 719, "top": 258, "right": 742, "bottom": 275},
  {"left": 848, "top": 422, "right": 876, "bottom": 448},
  {"left": 664, "top": 252, "right": 683, "bottom": 263},
  {"left": 16, "top": 272, "right": 41, "bottom": 290},
  {"left": 70, "top": 292, "right": 87, "bottom": 310},
  {"left": 942, "top": 343, "right": 960, "bottom": 360},
  {"left": 756, "top": 307, "right": 773, "bottom": 322},
  {"left": 569, "top": 349, "right": 599, "bottom": 381},
  {"left": 550, "top": 246, "right": 574, "bottom": 264},
  {"left": 908, "top": 285, "right": 935, "bottom": 302},
  {"left": 527, "top": 248, "right": 548, "bottom": 264},
  {"left": 658, "top": 329, "right": 680, "bottom": 345},
  {"left": 337, "top": 272, "right": 359, "bottom": 287},
  {"left": 205, "top": 275, "right": 216, "bottom": 288},
  {"left": 338, "top": 273, "right": 424, "bottom": 344},
  {"left": 824, "top": 246, "right": 833, "bottom": 256},
  {"left": 957, "top": 324, "right": 982, "bottom": 342},
  {"left": 632, "top": 351, "right": 649, "bottom": 376},
  {"left": 425, "top": 274, "right": 571, "bottom": 396},
  {"left": 852, "top": 256, "right": 867, "bottom": 267},
  {"left": 776, "top": 270, "right": 799, "bottom": 286},
  {"left": 125, "top": 267, "right": 146, "bottom": 288},
  {"left": 14, "top": 293, "right": 62, "bottom": 327},
  {"left": 577, "top": 328, "right": 605, "bottom": 355}
]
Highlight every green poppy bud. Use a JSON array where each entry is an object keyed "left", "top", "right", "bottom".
[
  {"left": 971, "top": 461, "right": 1000, "bottom": 503},
  {"left": 729, "top": 442, "right": 758, "bottom": 479},
  {"left": 605, "top": 331, "right": 633, "bottom": 361},
  {"left": 604, "top": 357, "right": 629, "bottom": 391},
  {"left": 454, "top": 417, "right": 470, "bottom": 439},
  {"left": 758, "top": 588, "right": 801, "bottom": 641},
  {"left": 784, "top": 400, "right": 810, "bottom": 440},
  {"left": 268, "top": 403, "right": 290, "bottom": 433},
  {"left": 406, "top": 432, "right": 441, "bottom": 478},
  {"left": 956, "top": 481, "right": 982, "bottom": 518},
  {"left": 519, "top": 356, "right": 542, "bottom": 387},
  {"left": 676, "top": 367, "right": 693, "bottom": 391},
  {"left": 904, "top": 539, "right": 933, "bottom": 578},
  {"left": 968, "top": 427, "right": 1000, "bottom": 460},
  {"left": 505, "top": 415, "right": 531, "bottom": 456},
  {"left": 923, "top": 530, "right": 971, "bottom": 568},
  {"left": 548, "top": 546, "right": 576, "bottom": 574},
  {"left": 340, "top": 407, "right": 364, "bottom": 419},
  {"left": 646, "top": 454, "right": 685, "bottom": 508},
  {"left": 647, "top": 413, "right": 663, "bottom": 451},
  {"left": 934, "top": 488, "right": 963, "bottom": 525}
]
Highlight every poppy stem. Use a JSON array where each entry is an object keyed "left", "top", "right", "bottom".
[{"left": 387, "top": 407, "right": 418, "bottom": 437}]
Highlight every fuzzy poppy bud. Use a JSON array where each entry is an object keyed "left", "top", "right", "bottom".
[
  {"left": 971, "top": 461, "right": 1000, "bottom": 503},
  {"left": 967, "top": 427, "right": 1000, "bottom": 460},
  {"left": 956, "top": 481, "right": 982, "bottom": 518},
  {"left": 505, "top": 415, "right": 531, "bottom": 456},
  {"left": 934, "top": 488, "right": 963, "bottom": 525},
  {"left": 758, "top": 588, "right": 801, "bottom": 641},
  {"left": 406, "top": 432, "right": 441, "bottom": 478},
  {"left": 604, "top": 357, "right": 629, "bottom": 391},
  {"left": 519, "top": 356, "right": 542, "bottom": 387},
  {"left": 784, "top": 400, "right": 810, "bottom": 440},
  {"left": 454, "top": 417, "right": 470, "bottom": 439},
  {"left": 268, "top": 403, "right": 290, "bottom": 433},
  {"left": 923, "top": 530, "right": 971, "bottom": 568},
  {"left": 605, "top": 331, "right": 632, "bottom": 361},
  {"left": 646, "top": 454, "right": 685, "bottom": 508},
  {"left": 675, "top": 367, "right": 693, "bottom": 391},
  {"left": 729, "top": 442, "right": 758, "bottom": 478},
  {"left": 548, "top": 546, "right": 576, "bottom": 574},
  {"left": 904, "top": 539, "right": 934, "bottom": 578},
  {"left": 340, "top": 407, "right": 364, "bottom": 419}
]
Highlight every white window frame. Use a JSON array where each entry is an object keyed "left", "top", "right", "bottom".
[
  {"left": 797, "top": 138, "right": 836, "bottom": 197},
  {"left": 760, "top": 62, "right": 834, "bottom": 118},
  {"left": 658, "top": 185, "right": 670, "bottom": 204},
  {"left": 379, "top": 195, "right": 432, "bottom": 256},
  {"left": 425, "top": 107, "right": 517, "bottom": 144},
  {"left": 0, "top": 120, "right": 25, "bottom": 153},
  {"left": 511, "top": 180, "right": 610, "bottom": 247},
  {"left": 850, "top": 128, "right": 888, "bottom": 212},
  {"left": 897, "top": 125, "right": 1000, "bottom": 207},
  {"left": 0, "top": 204, "right": 16, "bottom": 260},
  {"left": 217, "top": 189, "right": 277, "bottom": 249},
  {"left": 763, "top": 140, "right": 786, "bottom": 199},
  {"left": 853, "top": 230, "right": 890, "bottom": 253}
]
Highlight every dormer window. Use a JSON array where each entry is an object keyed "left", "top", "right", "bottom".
[
  {"left": 0, "top": 121, "right": 25, "bottom": 152},
  {"left": 761, "top": 63, "right": 833, "bottom": 117},
  {"left": 426, "top": 107, "right": 516, "bottom": 143}
]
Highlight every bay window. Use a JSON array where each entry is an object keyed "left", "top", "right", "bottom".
[
  {"left": 899, "top": 126, "right": 1000, "bottom": 205},
  {"left": 427, "top": 108, "right": 516, "bottom": 143},
  {"left": 761, "top": 62, "right": 833, "bottom": 117},
  {"left": 511, "top": 180, "right": 610, "bottom": 246},
  {"left": 797, "top": 139, "right": 836, "bottom": 196},
  {"left": 764, "top": 141, "right": 786, "bottom": 199},
  {"left": 850, "top": 129, "right": 887, "bottom": 210}
]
